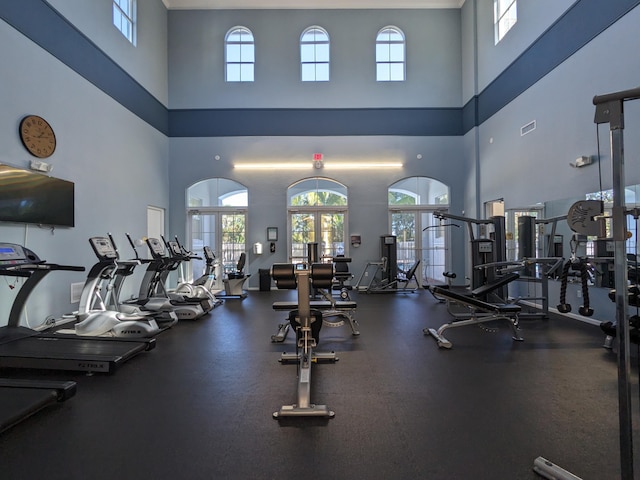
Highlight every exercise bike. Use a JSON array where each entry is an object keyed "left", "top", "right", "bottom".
[{"left": 162, "top": 236, "right": 222, "bottom": 308}]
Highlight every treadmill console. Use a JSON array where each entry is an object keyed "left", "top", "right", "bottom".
[
  {"left": 89, "top": 237, "right": 118, "bottom": 260},
  {"left": 146, "top": 238, "right": 165, "bottom": 258},
  {"left": 0, "top": 243, "right": 41, "bottom": 266},
  {"left": 167, "top": 241, "right": 182, "bottom": 257}
]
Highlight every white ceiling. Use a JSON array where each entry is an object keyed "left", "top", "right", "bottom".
[{"left": 162, "top": 0, "right": 464, "bottom": 10}]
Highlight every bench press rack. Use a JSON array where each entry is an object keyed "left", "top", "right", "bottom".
[{"left": 271, "top": 263, "right": 338, "bottom": 419}]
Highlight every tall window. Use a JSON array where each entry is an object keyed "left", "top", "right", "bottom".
[
  {"left": 225, "top": 27, "right": 255, "bottom": 82},
  {"left": 288, "top": 178, "right": 348, "bottom": 263},
  {"left": 388, "top": 177, "right": 450, "bottom": 285},
  {"left": 301, "top": 27, "right": 330, "bottom": 82},
  {"left": 113, "top": 0, "right": 135, "bottom": 45},
  {"left": 494, "top": 0, "right": 517, "bottom": 44},
  {"left": 186, "top": 179, "right": 248, "bottom": 287},
  {"left": 376, "top": 26, "right": 405, "bottom": 82}
]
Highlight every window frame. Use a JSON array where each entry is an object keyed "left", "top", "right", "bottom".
[
  {"left": 287, "top": 178, "right": 348, "bottom": 263},
  {"left": 225, "top": 26, "right": 255, "bottom": 83},
  {"left": 113, "top": 0, "right": 136, "bottom": 45},
  {"left": 300, "top": 26, "right": 330, "bottom": 82},
  {"left": 376, "top": 26, "right": 406, "bottom": 82},
  {"left": 494, "top": 0, "right": 517, "bottom": 44}
]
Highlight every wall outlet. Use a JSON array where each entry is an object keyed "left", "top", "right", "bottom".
[{"left": 70, "top": 282, "right": 84, "bottom": 303}]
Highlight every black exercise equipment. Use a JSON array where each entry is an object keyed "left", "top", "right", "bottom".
[
  {"left": 424, "top": 273, "right": 522, "bottom": 349},
  {"left": 0, "top": 378, "right": 76, "bottom": 434},
  {"left": 271, "top": 262, "right": 337, "bottom": 418},
  {"left": 0, "top": 243, "right": 155, "bottom": 374},
  {"left": 556, "top": 237, "right": 594, "bottom": 317}
]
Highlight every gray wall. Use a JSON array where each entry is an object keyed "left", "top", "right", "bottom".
[
  {"left": 474, "top": 4, "right": 640, "bottom": 209},
  {"left": 168, "top": 8, "right": 462, "bottom": 109},
  {"left": 0, "top": 2, "right": 170, "bottom": 326},
  {"left": 47, "top": 0, "right": 169, "bottom": 105},
  {"left": 168, "top": 135, "right": 467, "bottom": 288}
]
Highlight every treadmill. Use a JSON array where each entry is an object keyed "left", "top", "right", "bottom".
[
  {"left": 0, "top": 243, "right": 155, "bottom": 375},
  {"left": 0, "top": 378, "right": 76, "bottom": 434}
]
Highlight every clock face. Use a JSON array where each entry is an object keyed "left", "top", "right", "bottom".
[{"left": 19, "top": 115, "right": 56, "bottom": 158}]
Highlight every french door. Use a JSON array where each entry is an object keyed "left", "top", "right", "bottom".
[
  {"left": 187, "top": 209, "right": 247, "bottom": 289},
  {"left": 390, "top": 209, "right": 450, "bottom": 286},
  {"left": 289, "top": 209, "right": 347, "bottom": 263}
]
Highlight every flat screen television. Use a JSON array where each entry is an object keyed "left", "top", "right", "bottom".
[{"left": 0, "top": 163, "right": 75, "bottom": 227}]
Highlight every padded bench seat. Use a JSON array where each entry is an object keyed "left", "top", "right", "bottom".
[
  {"left": 425, "top": 286, "right": 523, "bottom": 349},
  {"left": 430, "top": 287, "right": 521, "bottom": 314},
  {"left": 272, "top": 300, "right": 357, "bottom": 311}
]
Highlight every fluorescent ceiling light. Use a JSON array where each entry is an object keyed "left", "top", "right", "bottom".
[
  {"left": 234, "top": 162, "right": 403, "bottom": 170},
  {"left": 324, "top": 162, "right": 402, "bottom": 170},
  {"left": 234, "top": 163, "right": 310, "bottom": 170}
]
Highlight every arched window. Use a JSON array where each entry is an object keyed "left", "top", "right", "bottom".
[
  {"left": 225, "top": 27, "right": 255, "bottom": 82},
  {"left": 388, "top": 177, "right": 450, "bottom": 284},
  {"left": 288, "top": 178, "right": 348, "bottom": 262},
  {"left": 388, "top": 177, "right": 448, "bottom": 206},
  {"left": 300, "top": 26, "right": 330, "bottom": 82},
  {"left": 186, "top": 179, "right": 248, "bottom": 285},
  {"left": 376, "top": 26, "right": 405, "bottom": 82}
]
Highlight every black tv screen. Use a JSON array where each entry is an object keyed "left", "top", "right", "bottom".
[{"left": 0, "top": 163, "right": 75, "bottom": 227}]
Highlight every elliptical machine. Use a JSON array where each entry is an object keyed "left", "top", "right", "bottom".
[
  {"left": 101, "top": 234, "right": 178, "bottom": 329},
  {"left": 193, "top": 246, "right": 221, "bottom": 294},
  {"left": 73, "top": 237, "right": 161, "bottom": 338},
  {"left": 138, "top": 237, "right": 212, "bottom": 320}
]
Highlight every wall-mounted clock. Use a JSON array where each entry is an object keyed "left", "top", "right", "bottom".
[{"left": 19, "top": 114, "right": 57, "bottom": 158}]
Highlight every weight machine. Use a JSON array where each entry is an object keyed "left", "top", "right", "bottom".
[
  {"left": 271, "top": 262, "right": 338, "bottom": 419},
  {"left": 534, "top": 86, "right": 640, "bottom": 480},
  {"left": 431, "top": 211, "right": 508, "bottom": 298},
  {"left": 356, "top": 236, "right": 420, "bottom": 293}
]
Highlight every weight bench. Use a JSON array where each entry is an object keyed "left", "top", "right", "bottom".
[
  {"left": 271, "top": 263, "right": 337, "bottom": 419},
  {"left": 424, "top": 286, "right": 523, "bottom": 349},
  {"left": 271, "top": 299, "right": 359, "bottom": 342}
]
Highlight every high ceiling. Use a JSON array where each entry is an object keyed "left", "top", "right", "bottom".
[{"left": 163, "top": 0, "right": 464, "bottom": 9}]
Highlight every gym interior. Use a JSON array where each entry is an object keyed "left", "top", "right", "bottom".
[{"left": 2, "top": 1, "right": 640, "bottom": 479}]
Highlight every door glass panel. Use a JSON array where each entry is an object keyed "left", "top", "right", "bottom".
[
  {"left": 221, "top": 213, "right": 246, "bottom": 274},
  {"left": 291, "top": 212, "right": 315, "bottom": 263},
  {"left": 190, "top": 212, "right": 216, "bottom": 280},
  {"left": 421, "top": 212, "right": 446, "bottom": 284},
  {"left": 320, "top": 212, "right": 345, "bottom": 258},
  {"left": 391, "top": 212, "right": 416, "bottom": 276}
]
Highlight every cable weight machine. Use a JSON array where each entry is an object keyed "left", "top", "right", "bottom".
[{"left": 534, "top": 86, "right": 640, "bottom": 480}]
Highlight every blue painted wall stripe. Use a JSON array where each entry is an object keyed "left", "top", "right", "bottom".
[
  {"left": 1, "top": 1, "right": 638, "bottom": 137},
  {"left": 169, "top": 108, "right": 462, "bottom": 137}
]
